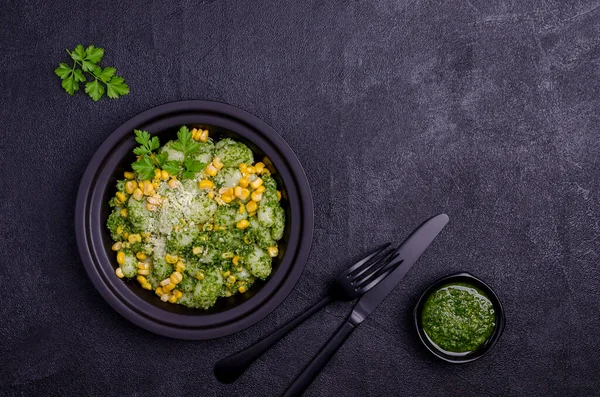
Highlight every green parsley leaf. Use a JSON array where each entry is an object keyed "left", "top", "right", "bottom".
[
  {"left": 85, "top": 80, "right": 105, "bottom": 101},
  {"left": 131, "top": 156, "right": 156, "bottom": 180},
  {"left": 155, "top": 152, "right": 169, "bottom": 167},
  {"left": 61, "top": 76, "right": 78, "bottom": 95},
  {"left": 55, "top": 63, "right": 72, "bottom": 79},
  {"left": 171, "top": 126, "right": 201, "bottom": 157},
  {"left": 106, "top": 75, "right": 129, "bottom": 99},
  {"left": 182, "top": 159, "right": 205, "bottom": 179},
  {"left": 70, "top": 44, "right": 86, "bottom": 61},
  {"left": 133, "top": 130, "right": 160, "bottom": 156},
  {"left": 162, "top": 160, "right": 182, "bottom": 176},
  {"left": 57, "top": 45, "right": 129, "bottom": 101},
  {"left": 85, "top": 45, "right": 104, "bottom": 63}
]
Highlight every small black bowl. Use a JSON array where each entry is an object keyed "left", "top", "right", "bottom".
[
  {"left": 413, "top": 273, "right": 505, "bottom": 363},
  {"left": 75, "top": 100, "right": 314, "bottom": 340}
]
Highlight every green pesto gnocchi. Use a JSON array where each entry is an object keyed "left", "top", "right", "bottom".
[{"left": 106, "top": 126, "right": 285, "bottom": 309}]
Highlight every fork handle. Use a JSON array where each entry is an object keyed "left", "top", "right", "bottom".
[
  {"left": 282, "top": 320, "right": 356, "bottom": 397},
  {"left": 214, "top": 296, "right": 332, "bottom": 383}
]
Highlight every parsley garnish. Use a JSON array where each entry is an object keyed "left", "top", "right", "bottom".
[
  {"left": 55, "top": 45, "right": 129, "bottom": 101},
  {"left": 171, "top": 126, "right": 200, "bottom": 156},
  {"left": 182, "top": 159, "right": 205, "bottom": 179}
]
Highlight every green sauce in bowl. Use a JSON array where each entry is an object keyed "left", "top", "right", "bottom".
[{"left": 421, "top": 283, "right": 496, "bottom": 353}]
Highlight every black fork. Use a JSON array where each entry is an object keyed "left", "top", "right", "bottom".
[{"left": 214, "top": 244, "right": 399, "bottom": 383}]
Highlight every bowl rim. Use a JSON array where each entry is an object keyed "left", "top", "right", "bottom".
[
  {"left": 75, "top": 100, "right": 314, "bottom": 339},
  {"left": 413, "top": 272, "right": 506, "bottom": 363}
]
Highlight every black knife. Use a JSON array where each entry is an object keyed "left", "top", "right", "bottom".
[{"left": 282, "top": 213, "right": 449, "bottom": 397}]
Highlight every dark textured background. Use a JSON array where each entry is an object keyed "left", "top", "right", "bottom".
[{"left": 1, "top": 0, "right": 600, "bottom": 395}]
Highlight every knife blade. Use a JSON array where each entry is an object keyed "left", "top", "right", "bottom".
[{"left": 348, "top": 213, "right": 449, "bottom": 325}]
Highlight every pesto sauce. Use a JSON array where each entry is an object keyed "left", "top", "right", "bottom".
[{"left": 421, "top": 283, "right": 495, "bottom": 353}]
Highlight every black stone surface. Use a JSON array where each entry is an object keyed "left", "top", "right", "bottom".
[{"left": 1, "top": 0, "right": 599, "bottom": 395}]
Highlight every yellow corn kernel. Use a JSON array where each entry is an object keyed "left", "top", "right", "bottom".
[
  {"left": 161, "top": 170, "right": 169, "bottom": 180},
  {"left": 165, "top": 254, "right": 179, "bottom": 264},
  {"left": 136, "top": 252, "right": 147, "bottom": 261},
  {"left": 164, "top": 283, "right": 176, "bottom": 292},
  {"left": 234, "top": 186, "right": 243, "bottom": 197},
  {"left": 120, "top": 208, "right": 128, "bottom": 218},
  {"left": 116, "top": 192, "right": 127, "bottom": 203},
  {"left": 142, "top": 282, "right": 152, "bottom": 290},
  {"left": 267, "top": 246, "right": 279, "bottom": 257},
  {"left": 199, "top": 129, "right": 209, "bottom": 142},
  {"left": 175, "top": 261, "right": 186, "bottom": 272},
  {"left": 132, "top": 188, "right": 143, "bottom": 201},
  {"left": 277, "top": 190, "right": 281, "bottom": 201},
  {"left": 238, "top": 177, "right": 249, "bottom": 188},
  {"left": 227, "top": 275, "right": 236, "bottom": 284},
  {"left": 170, "top": 272, "right": 183, "bottom": 284},
  {"left": 111, "top": 242, "right": 122, "bottom": 251},
  {"left": 124, "top": 171, "right": 135, "bottom": 180},
  {"left": 128, "top": 234, "right": 141, "bottom": 243},
  {"left": 168, "top": 295, "right": 178, "bottom": 303},
  {"left": 115, "top": 267, "right": 124, "bottom": 278},
  {"left": 222, "top": 271, "right": 231, "bottom": 277},
  {"left": 248, "top": 166, "right": 258, "bottom": 175},
  {"left": 239, "top": 163, "right": 248, "bottom": 173},
  {"left": 238, "top": 286, "right": 247, "bottom": 293},
  {"left": 154, "top": 169, "right": 161, "bottom": 179},
  {"left": 212, "top": 157, "right": 224, "bottom": 170},
  {"left": 155, "top": 287, "right": 164, "bottom": 296},
  {"left": 138, "top": 269, "right": 150, "bottom": 275},
  {"left": 243, "top": 235, "right": 251, "bottom": 244},
  {"left": 125, "top": 181, "right": 137, "bottom": 194},
  {"left": 239, "top": 203, "right": 245, "bottom": 214},
  {"left": 205, "top": 164, "right": 218, "bottom": 177},
  {"left": 137, "top": 275, "right": 147, "bottom": 284},
  {"left": 219, "top": 187, "right": 234, "bottom": 196},
  {"left": 255, "top": 162, "right": 265, "bottom": 173},
  {"left": 199, "top": 180, "right": 214, "bottom": 190},
  {"left": 123, "top": 232, "right": 129, "bottom": 240},
  {"left": 167, "top": 178, "right": 178, "bottom": 189},
  {"left": 250, "top": 177, "right": 263, "bottom": 189},
  {"left": 191, "top": 128, "right": 199, "bottom": 139},
  {"left": 152, "top": 180, "right": 160, "bottom": 190},
  {"left": 246, "top": 201, "right": 257, "bottom": 213},
  {"left": 221, "top": 193, "right": 234, "bottom": 203},
  {"left": 173, "top": 290, "right": 183, "bottom": 299},
  {"left": 196, "top": 272, "right": 205, "bottom": 280},
  {"left": 251, "top": 191, "right": 263, "bottom": 202},
  {"left": 117, "top": 251, "right": 125, "bottom": 265},
  {"left": 142, "top": 180, "right": 154, "bottom": 195},
  {"left": 146, "top": 202, "right": 158, "bottom": 211},
  {"left": 160, "top": 294, "right": 170, "bottom": 302},
  {"left": 137, "top": 262, "right": 149, "bottom": 270},
  {"left": 208, "top": 191, "right": 215, "bottom": 199},
  {"left": 160, "top": 278, "right": 171, "bottom": 287},
  {"left": 255, "top": 185, "right": 266, "bottom": 194},
  {"left": 236, "top": 219, "right": 250, "bottom": 230},
  {"left": 192, "top": 246, "right": 202, "bottom": 255},
  {"left": 232, "top": 255, "right": 241, "bottom": 266}
]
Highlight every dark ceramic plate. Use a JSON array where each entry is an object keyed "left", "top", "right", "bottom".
[
  {"left": 75, "top": 100, "right": 314, "bottom": 340},
  {"left": 413, "top": 273, "right": 505, "bottom": 363}
]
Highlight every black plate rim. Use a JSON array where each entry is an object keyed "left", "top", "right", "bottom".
[{"left": 75, "top": 100, "right": 314, "bottom": 339}]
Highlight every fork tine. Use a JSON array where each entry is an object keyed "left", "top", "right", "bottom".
[
  {"left": 351, "top": 250, "right": 397, "bottom": 284},
  {"left": 350, "top": 248, "right": 394, "bottom": 281},
  {"left": 353, "top": 252, "right": 399, "bottom": 286},
  {"left": 355, "top": 255, "right": 402, "bottom": 292},
  {"left": 344, "top": 243, "right": 391, "bottom": 275}
]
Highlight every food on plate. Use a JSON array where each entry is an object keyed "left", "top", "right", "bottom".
[{"left": 106, "top": 126, "right": 285, "bottom": 309}]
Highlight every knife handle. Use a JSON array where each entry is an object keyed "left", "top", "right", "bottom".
[
  {"left": 282, "top": 320, "right": 356, "bottom": 397},
  {"left": 214, "top": 296, "right": 332, "bottom": 383}
]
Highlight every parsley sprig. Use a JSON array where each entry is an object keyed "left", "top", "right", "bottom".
[
  {"left": 55, "top": 45, "right": 129, "bottom": 101},
  {"left": 130, "top": 127, "right": 205, "bottom": 180}
]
